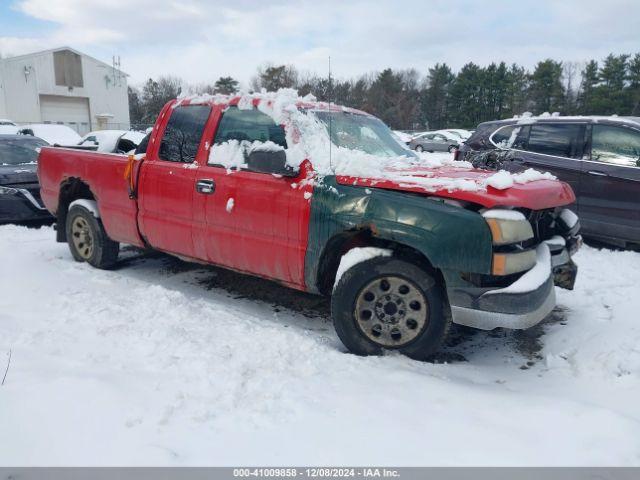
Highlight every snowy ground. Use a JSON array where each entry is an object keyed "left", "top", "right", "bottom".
[{"left": 1, "top": 224, "right": 639, "bottom": 466}]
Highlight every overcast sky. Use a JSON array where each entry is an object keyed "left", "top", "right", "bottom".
[{"left": 1, "top": 0, "right": 639, "bottom": 88}]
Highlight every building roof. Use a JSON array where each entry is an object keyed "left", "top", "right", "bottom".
[{"left": 0, "top": 46, "right": 128, "bottom": 76}]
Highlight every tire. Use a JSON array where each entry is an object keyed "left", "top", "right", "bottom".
[
  {"left": 331, "top": 256, "right": 450, "bottom": 360},
  {"left": 448, "top": 145, "right": 456, "bottom": 153},
  {"left": 415, "top": 145, "right": 424, "bottom": 152},
  {"left": 65, "top": 204, "right": 119, "bottom": 269}
]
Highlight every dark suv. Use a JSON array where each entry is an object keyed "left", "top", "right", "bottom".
[{"left": 457, "top": 116, "right": 640, "bottom": 248}]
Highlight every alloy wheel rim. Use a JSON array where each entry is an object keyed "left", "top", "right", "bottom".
[
  {"left": 71, "top": 215, "right": 94, "bottom": 259},
  {"left": 354, "top": 276, "right": 428, "bottom": 347}
]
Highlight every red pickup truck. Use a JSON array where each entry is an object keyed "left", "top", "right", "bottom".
[{"left": 38, "top": 90, "right": 581, "bottom": 360}]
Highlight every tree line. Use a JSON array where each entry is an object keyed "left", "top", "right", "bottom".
[{"left": 128, "top": 53, "right": 640, "bottom": 131}]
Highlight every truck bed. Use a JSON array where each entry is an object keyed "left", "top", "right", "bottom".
[{"left": 38, "top": 146, "right": 144, "bottom": 247}]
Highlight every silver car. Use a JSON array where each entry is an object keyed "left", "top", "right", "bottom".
[{"left": 409, "top": 132, "right": 459, "bottom": 153}]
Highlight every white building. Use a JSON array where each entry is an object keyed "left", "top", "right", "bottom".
[{"left": 0, "top": 47, "right": 130, "bottom": 135}]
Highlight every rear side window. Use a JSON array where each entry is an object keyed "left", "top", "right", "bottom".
[
  {"left": 214, "top": 107, "right": 287, "bottom": 147},
  {"left": 591, "top": 125, "right": 640, "bottom": 167},
  {"left": 525, "top": 123, "right": 584, "bottom": 158},
  {"left": 466, "top": 122, "right": 503, "bottom": 150},
  {"left": 159, "top": 105, "right": 211, "bottom": 163},
  {"left": 490, "top": 125, "right": 519, "bottom": 148}
]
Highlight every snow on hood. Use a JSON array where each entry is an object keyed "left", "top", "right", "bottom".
[{"left": 177, "top": 88, "right": 566, "bottom": 206}]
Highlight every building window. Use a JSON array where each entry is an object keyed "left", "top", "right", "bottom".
[{"left": 53, "top": 50, "right": 84, "bottom": 88}]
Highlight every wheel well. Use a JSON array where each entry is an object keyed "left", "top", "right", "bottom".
[
  {"left": 316, "top": 229, "right": 440, "bottom": 296},
  {"left": 56, "top": 178, "right": 96, "bottom": 242}
]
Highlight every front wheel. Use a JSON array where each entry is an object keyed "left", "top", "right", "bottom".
[
  {"left": 331, "top": 256, "right": 450, "bottom": 360},
  {"left": 414, "top": 145, "right": 424, "bottom": 152},
  {"left": 66, "top": 204, "right": 119, "bottom": 269},
  {"left": 448, "top": 145, "right": 457, "bottom": 153}
]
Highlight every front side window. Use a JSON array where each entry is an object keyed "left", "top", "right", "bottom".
[
  {"left": 159, "top": 105, "right": 211, "bottom": 163},
  {"left": 525, "top": 123, "right": 584, "bottom": 158},
  {"left": 213, "top": 107, "right": 287, "bottom": 147},
  {"left": 591, "top": 125, "right": 640, "bottom": 167},
  {"left": 209, "top": 107, "right": 288, "bottom": 172}
]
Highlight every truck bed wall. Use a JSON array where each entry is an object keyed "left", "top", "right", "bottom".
[{"left": 38, "top": 146, "right": 144, "bottom": 247}]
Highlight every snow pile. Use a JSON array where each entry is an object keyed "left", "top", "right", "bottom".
[
  {"left": 225, "top": 198, "right": 234, "bottom": 213},
  {"left": 481, "top": 209, "right": 526, "bottom": 221},
  {"left": 334, "top": 247, "right": 392, "bottom": 288},
  {"left": 484, "top": 168, "right": 556, "bottom": 190},
  {"left": 560, "top": 208, "right": 579, "bottom": 229},
  {"left": 208, "top": 140, "right": 285, "bottom": 171},
  {"left": 1, "top": 226, "right": 640, "bottom": 465},
  {"left": 486, "top": 244, "right": 551, "bottom": 295},
  {"left": 550, "top": 247, "right": 640, "bottom": 381}
]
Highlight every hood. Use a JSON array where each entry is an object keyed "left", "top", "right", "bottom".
[
  {"left": 336, "top": 165, "right": 576, "bottom": 210},
  {"left": 0, "top": 163, "right": 38, "bottom": 186}
]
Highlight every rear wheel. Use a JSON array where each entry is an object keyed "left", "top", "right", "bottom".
[
  {"left": 448, "top": 145, "right": 456, "bottom": 153},
  {"left": 331, "top": 256, "right": 450, "bottom": 360},
  {"left": 66, "top": 204, "right": 119, "bottom": 269}
]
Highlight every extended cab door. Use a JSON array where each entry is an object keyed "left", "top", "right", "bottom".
[
  {"left": 579, "top": 123, "right": 640, "bottom": 244},
  {"left": 191, "top": 106, "right": 312, "bottom": 289},
  {"left": 137, "top": 104, "right": 212, "bottom": 257},
  {"left": 508, "top": 122, "right": 586, "bottom": 211}
]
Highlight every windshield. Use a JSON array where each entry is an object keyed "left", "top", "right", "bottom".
[
  {"left": 0, "top": 137, "right": 48, "bottom": 165},
  {"left": 313, "top": 111, "right": 416, "bottom": 159}
]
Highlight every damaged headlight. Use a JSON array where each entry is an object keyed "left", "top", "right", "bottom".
[
  {"left": 491, "top": 249, "right": 537, "bottom": 275},
  {"left": 482, "top": 209, "right": 534, "bottom": 245},
  {"left": 0, "top": 186, "right": 19, "bottom": 195}
]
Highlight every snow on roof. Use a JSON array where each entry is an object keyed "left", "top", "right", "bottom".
[
  {"left": 19, "top": 124, "right": 82, "bottom": 145},
  {"left": 80, "top": 130, "right": 146, "bottom": 152},
  {"left": 512, "top": 113, "right": 640, "bottom": 127},
  {"left": 0, "top": 125, "right": 20, "bottom": 135}
]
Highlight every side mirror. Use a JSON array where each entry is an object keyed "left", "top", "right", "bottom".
[{"left": 246, "top": 149, "right": 298, "bottom": 177}]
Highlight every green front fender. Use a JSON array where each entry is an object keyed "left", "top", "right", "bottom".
[{"left": 304, "top": 176, "right": 493, "bottom": 292}]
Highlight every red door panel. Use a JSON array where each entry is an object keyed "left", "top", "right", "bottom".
[
  {"left": 137, "top": 161, "right": 196, "bottom": 257},
  {"left": 192, "top": 162, "right": 313, "bottom": 289}
]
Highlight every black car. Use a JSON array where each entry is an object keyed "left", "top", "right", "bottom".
[
  {"left": 0, "top": 135, "right": 52, "bottom": 223},
  {"left": 457, "top": 116, "right": 640, "bottom": 248}
]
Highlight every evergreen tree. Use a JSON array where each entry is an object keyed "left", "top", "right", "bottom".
[
  {"left": 251, "top": 64, "right": 298, "bottom": 91},
  {"left": 449, "top": 63, "right": 484, "bottom": 128},
  {"left": 421, "top": 63, "right": 454, "bottom": 130},
  {"left": 596, "top": 54, "right": 629, "bottom": 114},
  {"left": 529, "top": 59, "right": 565, "bottom": 114},
  {"left": 505, "top": 64, "right": 529, "bottom": 117},
  {"left": 628, "top": 54, "right": 640, "bottom": 115},
  {"left": 577, "top": 60, "right": 599, "bottom": 114},
  {"left": 127, "top": 86, "right": 144, "bottom": 127},
  {"left": 214, "top": 76, "right": 239, "bottom": 95},
  {"left": 367, "top": 69, "right": 405, "bottom": 128}
]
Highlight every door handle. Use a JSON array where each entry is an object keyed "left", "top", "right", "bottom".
[
  {"left": 196, "top": 179, "right": 215, "bottom": 194},
  {"left": 587, "top": 170, "right": 608, "bottom": 177}
]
